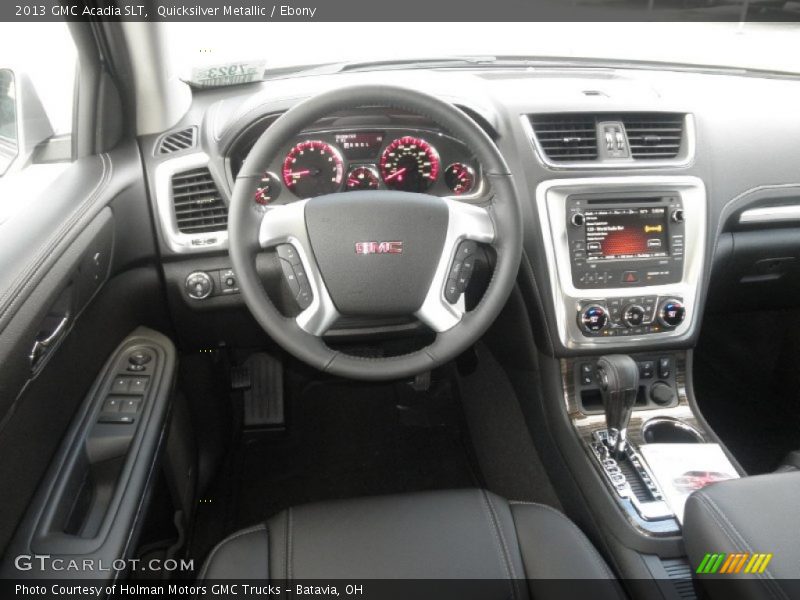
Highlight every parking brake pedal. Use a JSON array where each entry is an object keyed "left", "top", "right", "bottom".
[{"left": 235, "top": 354, "right": 284, "bottom": 427}]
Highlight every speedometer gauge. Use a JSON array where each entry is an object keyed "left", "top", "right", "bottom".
[
  {"left": 282, "top": 140, "right": 344, "bottom": 198},
  {"left": 379, "top": 136, "right": 440, "bottom": 192}
]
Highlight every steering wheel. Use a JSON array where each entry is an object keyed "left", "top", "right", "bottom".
[{"left": 228, "top": 85, "right": 522, "bottom": 381}]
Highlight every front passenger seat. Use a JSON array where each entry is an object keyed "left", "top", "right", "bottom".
[{"left": 200, "top": 489, "right": 623, "bottom": 599}]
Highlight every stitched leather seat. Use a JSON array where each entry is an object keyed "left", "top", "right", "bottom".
[{"left": 200, "top": 489, "right": 623, "bottom": 599}]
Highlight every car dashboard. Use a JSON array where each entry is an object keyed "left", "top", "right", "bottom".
[{"left": 141, "top": 65, "right": 800, "bottom": 356}]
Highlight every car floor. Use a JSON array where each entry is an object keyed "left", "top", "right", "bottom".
[
  {"left": 694, "top": 309, "right": 800, "bottom": 474},
  {"left": 180, "top": 347, "right": 561, "bottom": 569}
]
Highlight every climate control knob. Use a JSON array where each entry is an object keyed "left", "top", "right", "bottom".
[
  {"left": 622, "top": 304, "right": 647, "bottom": 328},
  {"left": 658, "top": 298, "right": 686, "bottom": 328},
  {"left": 185, "top": 271, "right": 213, "bottom": 300},
  {"left": 580, "top": 305, "right": 608, "bottom": 333}
]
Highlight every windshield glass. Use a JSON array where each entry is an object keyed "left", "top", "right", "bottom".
[{"left": 167, "top": 22, "right": 800, "bottom": 78}]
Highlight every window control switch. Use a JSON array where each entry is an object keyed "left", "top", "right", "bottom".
[
  {"left": 128, "top": 376, "right": 149, "bottom": 394},
  {"left": 110, "top": 376, "right": 130, "bottom": 394},
  {"left": 120, "top": 398, "right": 142, "bottom": 414},
  {"left": 102, "top": 396, "right": 125, "bottom": 413}
]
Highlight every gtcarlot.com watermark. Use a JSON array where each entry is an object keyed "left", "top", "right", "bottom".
[{"left": 13, "top": 554, "right": 194, "bottom": 573}]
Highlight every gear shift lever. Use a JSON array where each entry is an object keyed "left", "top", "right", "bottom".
[{"left": 596, "top": 355, "right": 639, "bottom": 458}]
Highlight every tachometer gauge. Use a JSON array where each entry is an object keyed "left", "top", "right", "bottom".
[
  {"left": 444, "top": 163, "right": 476, "bottom": 196},
  {"left": 346, "top": 166, "right": 380, "bottom": 191},
  {"left": 282, "top": 140, "right": 344, "bottom": 198},
  {"left": 379, "top": 136, "right": 440, "bottom": 192},
  {"left": 254, "top": 172, "right": 281, "bottom": 205}
]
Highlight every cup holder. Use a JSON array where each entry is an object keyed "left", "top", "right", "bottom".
[{"left": 642, "top": 418, "right": 705, "bottom": 444}]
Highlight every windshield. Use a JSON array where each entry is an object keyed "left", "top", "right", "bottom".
[{"left": 167, "top": 22, "right": 800, "bottom": 78}]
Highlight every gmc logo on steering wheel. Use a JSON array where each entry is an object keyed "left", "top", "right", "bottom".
[{"left": 354, "top": 241, "right": 404, "bottom": 255}]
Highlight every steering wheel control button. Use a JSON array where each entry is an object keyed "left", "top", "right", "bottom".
[
  {"left": 294, "top": 265, "right": 313, "bottom": 309},
  {"left": 185, "top": 271, "right": 213, "bottom": 300},
  {"left": 278, "top": 250, "right": 314, "bottom": 310},
  {"left": 658, "top": 298, "right": 686, "bottom": 328},
  {"left": 445, "top": 240, "right": 479, "bottom": 303},
  {"left": 277, "top": 243, "right": 302, "bottom": 266},
  {"left": 456, "top": 240, "right": 477, "bottom": 260},
  {"left": 445, "top": 280, "right": 461, "bottom": 304},
  {"left": 580, "top": 305, "right": 608, "bottom": 334}
]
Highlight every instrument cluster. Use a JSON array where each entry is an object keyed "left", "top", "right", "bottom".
[{"left": 239, "top": 127, "right": 485, "bottom": 206}]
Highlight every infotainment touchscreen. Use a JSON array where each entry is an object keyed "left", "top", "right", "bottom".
[{"left": 585, "top": 207, "right": 669, "bottom": 261}]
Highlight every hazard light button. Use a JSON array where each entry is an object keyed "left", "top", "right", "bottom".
[{"left": 621, "top": 271, "right": 639, "bottom": 284}]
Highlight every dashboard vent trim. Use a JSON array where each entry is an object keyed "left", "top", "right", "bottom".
[
  {"left": 528, "top": 114, "right": 598, "bottom": 162},
  {"left": 170, "top": 167, "right": 228, "bottom": 234},
  {"left": 526, "top": 112, "right": 692, "bottom": 169},
  {"left": 157, "top": 127, "right": 197, "bottom": 155},
  {"left": 621, "top": 113, "right": 684, "bottom": 159}
]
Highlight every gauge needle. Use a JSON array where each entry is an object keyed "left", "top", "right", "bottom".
[
  {"left": 287, "top": 169, "right": 312, "bottom": 178},
  {"left": 384, "top": 168, "right": 407, "bottom": 182},
  {"left": 347, "top": 178, "right": 360, "bottom": 186}
]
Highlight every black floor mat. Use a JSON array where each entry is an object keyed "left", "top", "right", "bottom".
[
  {"left": 188, "top": 370, "right": 482, "bottom": 564},
  {"left": 694, "top": 310, "right": 800, "bottom": 474}
]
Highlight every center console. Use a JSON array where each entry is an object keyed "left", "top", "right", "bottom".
[{"left": 536, "top": 176, "right": 706, "bottom": 350}]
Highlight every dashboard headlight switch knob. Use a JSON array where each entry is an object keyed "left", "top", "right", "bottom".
[
  {"left": 658, "top": 298, "right": 685, "bottom": 328},
  {"left": 185, "top": 271, "right": 214, "bottom": 300},
  {"left": 580, "top": 304, "right": 608, "bottom": 333}
]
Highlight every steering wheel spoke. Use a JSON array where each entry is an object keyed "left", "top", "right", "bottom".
[
  {"left": 415, "top": 201, "right": 495, "bottom": 333},
  {"left": 259, "top": 201, "right": 340, "bottom": 336}
]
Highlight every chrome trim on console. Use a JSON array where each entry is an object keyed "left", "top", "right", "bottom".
[
  {"left": 739, "top": 204, "right": 800, "bottom": 224},
  {"left": 536, "top": 176, "right": 706, "bottom": 350}
]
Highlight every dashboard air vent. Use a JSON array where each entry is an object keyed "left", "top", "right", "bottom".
[
  {"left": 171, "top": 167, "right": 227, "bottom": 234},
  {"left": 158, "top": 127, "right": 197, "bottom": 154},
  {"left": 621, "top": 113, "right": 684, "bottom": 159},
  {"left": 528, "top": 114, "right": 598, "bottom": 162}
]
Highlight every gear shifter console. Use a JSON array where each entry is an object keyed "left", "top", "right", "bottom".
[{"left": 596, "top": 354, "right": 639, "bottom": 458}]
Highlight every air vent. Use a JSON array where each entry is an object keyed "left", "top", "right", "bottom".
[
  {"left": 621, "top": 113, "right": 684, "bottom": 159},
  {"left": 171, "top": 167, "right": 227, "bottom": 234},
  {"left": 529, "top": 114, "right": 598, "bottom": 161},
  {"left": 158, "top": 127, "right": 197, "bottom": 154}
]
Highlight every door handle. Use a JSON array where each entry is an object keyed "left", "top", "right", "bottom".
[{"left": 30, "top": 312, "right": 70, "bottom": 370}]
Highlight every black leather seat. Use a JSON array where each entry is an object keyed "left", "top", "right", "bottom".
[{"left": 200, "top": 489, "right": 623, "bottom": 599}]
